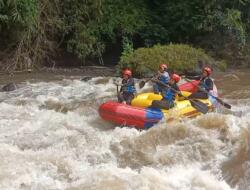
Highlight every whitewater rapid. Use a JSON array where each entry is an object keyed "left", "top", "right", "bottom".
[{"left": 0, "top": 75, "right": 249, "bottom": 190}]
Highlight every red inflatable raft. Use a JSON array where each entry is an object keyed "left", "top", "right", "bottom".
[
  {"left": 99, "top": 101, "right": 163, "bottom": 129},
  {"left": 98, "top": 80, "right": 201, "bottom": 129},
  {"left": 179, "top": 80, "right": 199, "bottom": 93}
]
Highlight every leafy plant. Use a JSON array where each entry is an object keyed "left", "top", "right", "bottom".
[{"left": 118, "top": 44, "right": 216, "bottom": 77}]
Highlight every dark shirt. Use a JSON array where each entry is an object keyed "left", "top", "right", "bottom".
[{"left": 120, "top": 78, "right": 136, "bottom": 93}]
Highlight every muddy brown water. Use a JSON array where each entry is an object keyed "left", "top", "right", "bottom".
[
  {"left": 213, "top": 69, "right": 250, "bottom": 98},
  {"left": 0, "top": 68, "right": 250, "bottom": 190}
]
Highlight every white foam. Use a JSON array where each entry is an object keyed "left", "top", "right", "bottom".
[{"left": 0, "top": 77, "right": 248, "bottom": 189}]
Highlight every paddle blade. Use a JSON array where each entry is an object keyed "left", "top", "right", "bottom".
[
  {"left": 215, "top": 97, "right": 231, "bottom": 109},
  {"left": 190, "top": 100, "right": 209, "bottom": 114},
  {"left": 139, "top": 81, "right": 146, "bottom": 89},
  {"left": 222, "top": 102, "right": 231, "bottom": 109}
]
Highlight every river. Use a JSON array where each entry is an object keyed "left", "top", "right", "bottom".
[{"left": 0, "top": 69, "right": 250, "bottom": 190}]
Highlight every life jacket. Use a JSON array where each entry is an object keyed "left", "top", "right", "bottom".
[
  {"left": 199, "top": 77, "right": 213, "bottom": 92},
  {"left": 162, "top": 83, "right": 178, "bottom": 102},
  {"left": 121, "top": 78, "right": 136, "bottom": 93},
  {"left": 158, "top": 71, "right": 170, "bottom": 84}
]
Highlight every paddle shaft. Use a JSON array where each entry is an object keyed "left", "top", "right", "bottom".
[
  {"left": 139, "top": 74, "right": 161, "bottom": 89},
  {"left": 183, "top": 77, "right": 231, "bottom": 109},
  {"left": 154, "top": 79, "right": 197, "bottom": 103},
  {"left": 153, "top": 79, "right": 209, "bottom": 114},
  {"left": 144, "top": 77, "right": 153, "bottom": 84}
]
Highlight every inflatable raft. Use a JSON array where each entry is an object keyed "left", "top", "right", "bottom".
[
  {"left": 99, "top": 91, "right": 213, "bottom": 129},
  {"left": 99, "top": 101, "right": 164, "bottom": 129},
  {"left": 98, "top": 80, "right": 217, "bottom": 129},
  {"left": 179, "top": 80, "right": 199, "bottom": 93}
]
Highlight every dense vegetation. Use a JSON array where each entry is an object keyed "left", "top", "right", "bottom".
[
  {"left": 118, "top": 44, "right": 220, "bottom": 77},
  {"left": 0, "top": 0, "right": 249, "bottom": 72}
]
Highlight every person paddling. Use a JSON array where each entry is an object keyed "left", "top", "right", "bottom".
[
  {"left": 153, "top": 63, "right": 170, "bottom": 94},
  {"left": 185, "top": 67, "right": 214, "bottom": 99},
  {"left": 150, "top": 74, "right": 181, "bottom": 110},
  {"left": 117, "top": 69, "right": 136, "bottom": 105}
]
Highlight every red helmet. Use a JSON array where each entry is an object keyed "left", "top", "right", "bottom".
[
  {"left": 171, "top": 73, "right": 181, "bottom": 83},
  {"left": 123, "top": 69, "right": 132, "bottom": 77},
  {"left": 203, "top": 67, "right": 212, "bottom": 75},
  {"left": 159, "top": 64, "right": 168, "bottom": 70}
]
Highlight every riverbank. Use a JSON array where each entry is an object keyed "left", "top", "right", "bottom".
[
  {"left": 0, "top": 66, "right": 116, "bottom": 85},
  {"left": 1, "top": 65, "right": 250, "bottom": 99}
]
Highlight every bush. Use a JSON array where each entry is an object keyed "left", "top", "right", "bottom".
[{"left": 117, "top": 44, "right": 216, "bottom": 77}]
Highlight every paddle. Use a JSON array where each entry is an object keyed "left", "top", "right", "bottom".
[
  {"left": 139, "top": 77, "right": 153, "bottom": 89},
  {"left": 113, "top": 80, "right": 120, "bottom": 100},
  {"left": 182, "top": 77, "right": 231, "bottom": 109},
  {"left": 151, "top": 79, "right": 209, "bottom": 114},
  {"left": 139, "top": 75, "right": 160, "bottom": 89},
  {"left": 116, "top": 83, "right": 119, "bottom": 95}
]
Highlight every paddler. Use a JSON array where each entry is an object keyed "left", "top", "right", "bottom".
[
  {"left": 150, "top": 73, "right": 181, "bottom": 109},
  {"left": 117, "top": 69, "right": 136, "bottom": 105},
  {"left": 184, "top": 67, "right": 214, "bottom": 99},
  {"left": 153, "top": 63, "right": 170, "bottom": 94}
]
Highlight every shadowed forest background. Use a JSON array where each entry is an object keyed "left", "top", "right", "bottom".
[{"left": 0, "top": 0, "right": 250, "bottom": 74}]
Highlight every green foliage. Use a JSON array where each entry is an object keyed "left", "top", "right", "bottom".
[
  {"left": 121, "top": 37, "right": 134, "bottom": 58},
  {"left": 62, "top": 0, "right": 103, "bottom": 60},
  {"left": 116, "top": 36, "right": 135, "bottom": 75},
  {"left": 100, "top": 0, "right": 147, "bottom": 39},
  {"left": 224, "top": 9, "right": 245, "bottom": 42},
  {"left": 216, "top": 60, "right": 228, "bottom": 71},
  {"left": 213, "top": 9, "right": 246, "bottom": 46},
  {"left": 0, "top": 0, "right": 249, "bottom": 70},
  {"left": 0, "top": 0, "right": 38, "bottom": 44},
  {"left": 63, "top": 0, "right": 147, "bottom": 61},
  {"left": 139, "top": 24, "right": 169, "bottom": 47},
  {"left": 118, "top": 44, "right": 215, "bottom": 77},
  {"left": 0, "top": 0, "right": 63, "bottom": 71}
]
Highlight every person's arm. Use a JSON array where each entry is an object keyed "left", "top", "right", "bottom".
[
  {"left": 121, "top": 78, "right": 134, "bottom": 87},
  {"left": 118, "top": 79, "right": 127, "bottom": 92},
  {"left": 184, "top": 75, "right": 201, "bottom": 80},
  {"left": 174, "top": 84, "right": 182, "bottom": 97},
  {"left": 151, "top": 78, "right": 169, "bottom": 89},
  {"left": 184, "top": 70, "right": 201, "bottom": 76},
  {"left": 155, "top": 72, "right": 170, "bottom": 84}
]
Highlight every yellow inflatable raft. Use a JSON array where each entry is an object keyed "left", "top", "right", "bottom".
[{"left": 131, "top": 91, "right": 213, "bottom": 120}]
